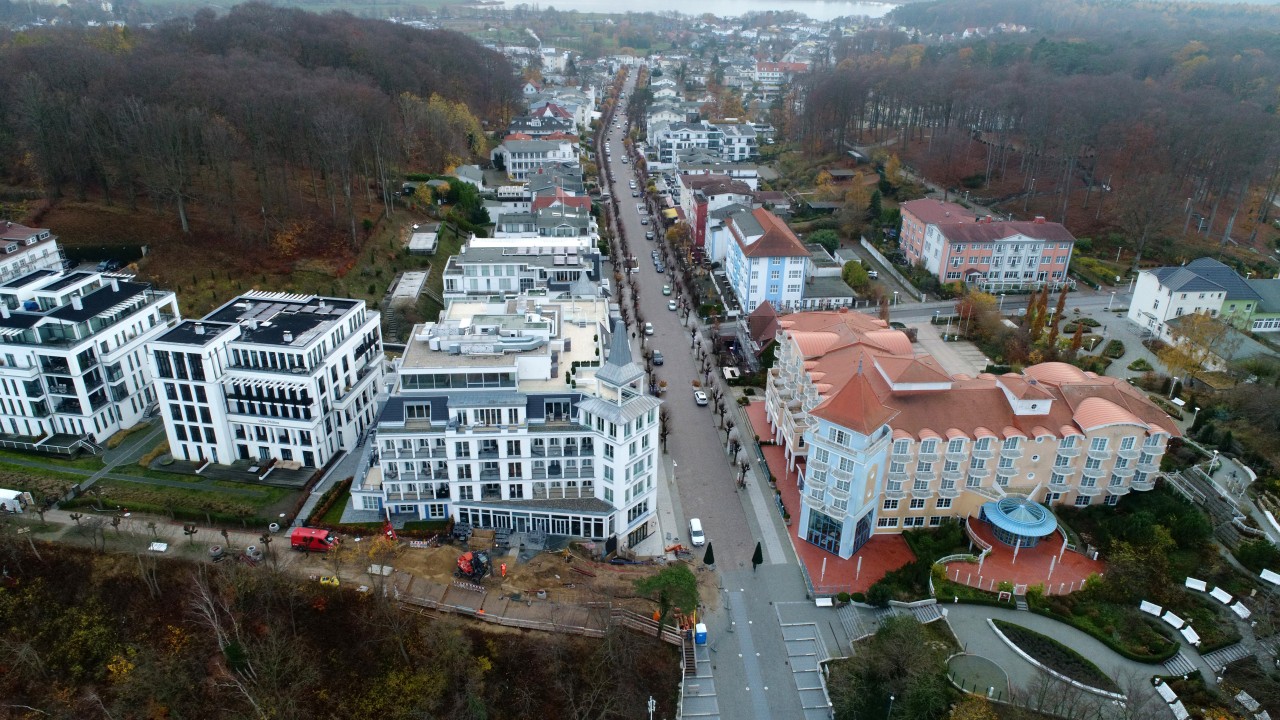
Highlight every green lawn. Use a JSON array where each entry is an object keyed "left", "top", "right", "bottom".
[
  {"left": 66, "top": 477, "right": 299, "bottom": 526},
  {"left": 0, "top": 448, "right": 103, "bottom": 471}
]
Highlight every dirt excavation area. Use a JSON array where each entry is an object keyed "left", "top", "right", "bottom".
[{"left": 387, "top": 541, "right": 722, "bottom": 613}]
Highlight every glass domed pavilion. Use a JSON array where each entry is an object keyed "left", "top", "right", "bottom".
[{"left": 980, "top": 497, "right": 1059, "bottom": 548}]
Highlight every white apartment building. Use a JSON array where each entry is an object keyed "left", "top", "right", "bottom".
[
  {"left": 0, "top": 222, "right": 65, "bottom": 285},
  {"left": 147, "top": 292, "right": 383, "bottom": 469},
  {"left": 0, "top": 269, "right": 179, "bottom": 447},
  {"left": 717, "top": 124, "right": 759, "bottom": 162},
  {"left": 764, "top": 310, "right": 1177, "bottom": 559},
  {"left": 1126, "top": 258, "right": 1260, "bottom": 342},
  {"left": 352, "top": 300, "right": 662, "bottom": 550},
  {"left": 442, "top": 240, "right": 601, "bottom": 301},
  {"left": 489, "top": 139, "right": 578, "bottom": 181}
]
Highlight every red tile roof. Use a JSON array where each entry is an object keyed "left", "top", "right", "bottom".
[
  {"left": 733, "top": 208, "right": 810, "bottom": 258},
  {"left": 810, "top": 370, "right": 900, "bottom": 435}
]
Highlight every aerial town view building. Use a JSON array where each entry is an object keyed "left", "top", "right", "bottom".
[{"left": 0, "top": 1, "right": 1276, "bottom": 718}]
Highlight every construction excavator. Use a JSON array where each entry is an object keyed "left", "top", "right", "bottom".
[{"left": 455, "top": 550, "right": 490, "bottom": 581}]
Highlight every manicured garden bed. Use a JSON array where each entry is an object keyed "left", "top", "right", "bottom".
[
  {"left": 1029, "top": 595, "right": 1179, "bottom": 662},
  {"left": 992, "top": 620, "right": 1122, "bottom": 694}
]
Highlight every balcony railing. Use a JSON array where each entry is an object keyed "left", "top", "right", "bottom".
[
  {"left": 1077, "top": 484, "right": 1101, "bottom": 496},
  {"left": 971, "top": 447, "right": 995, "bottom": 459},
  {"left": 1000, "top": 447, "right": 1024, "bottom": 459},
  {"left": 918, "top": 452, "right": 941, "bottom": 463},
  {"left": 945, "top": 450, "right": 968, "bottom": 463},
  {"left": 1117, "top": 447, "right": 1140, "bottom": 460},
  {"left": 1087, "top": 448, "right": 1112, "bottom": 460},
  {"left": 942, "top": 469, "right": 964, "bottom": 482},
  {"left": 1111, "top": 466, "right": 1136, "bottom": 478},
  {"left": 1056, "top": 446, "right": 1081, "bottom": 457},
  {"left": 1137, "top": 462, "right": 1159, "bottom": 473},
  {"left": 911, "top": 486, "right": 934, "bottom": 499},
  {"left": 887, "top": 471, "right": 908, "bottom": 484},
  {"left": 1131, "top": 477, "right": 1156, "bottom": 491},
  {"left": 939, "top": 483, "right": 960, "bottom": 498},
  {"left": 1108, "top": 484, "right": 1131, "bottom": 496}
]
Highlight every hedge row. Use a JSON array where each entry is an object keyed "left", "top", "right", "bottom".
[{"left": 1027, "top": 607, "right": 1180, "bottom": 663}]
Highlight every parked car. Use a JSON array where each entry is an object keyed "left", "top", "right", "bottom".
[
  {"left": 644, "top": 322, "right": 654, "bottom": 336},
  {"left": 645, "top": 231, "right": 654, "bottom": 240},
  {"left": 867, "top": 270, "right": 879, "bottom": 279},
  {"left": 662, "top": 284, "right": 671, "bottom": 296},
  {"left": 640, "top": 216, "right": 648, "bottom": 225},
  {"left": 668, "top": 300, "right": 678, "bottom": 311},
  {"left": 693, "top": 390, "right": 709, "bottom": 406},
  {"left": 97, "top": 259, "right": 121, "bottom": 272},
  {"left": 655, "top": 264, "right": 665, "bottom": 273},
  {"left": 632, "top": 190, "right": 640, "bottom": 197},
  {"left": 653, "top": 350, "right": 664, "bottom": 365}
]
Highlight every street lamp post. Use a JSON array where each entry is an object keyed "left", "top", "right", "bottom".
[
  {"left": 887, "top": 694, "right": 896, "bottom": 719},
  {"left": 998, "top": 293, "right": 1005, "bottom": 313},
  {"left": 647, "top": 695, "right": 656, "bottom": 720},
  {"left": 893, "top": 291, "right": 899, "bottom": 306},
  {"left": 1192, "top": 406, "right": 1200, "bottom": 426},
  {"left": 1169, "top": 376, "right": 1179, "bottom": 399},
  {"left": 1108, "top": 291, "right": 1116, "bottom": 310}
]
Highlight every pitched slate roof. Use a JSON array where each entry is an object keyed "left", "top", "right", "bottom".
[
  {"left": 596, "top": 319, "right": 645, "bottom": 387},
  {"left": 1183, "top": 258, "right": 1262, "bottom": 301}
]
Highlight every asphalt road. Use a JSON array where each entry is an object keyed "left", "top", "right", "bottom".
[{"left": 604, "top": 81, "right": 764, "bottom": 572}]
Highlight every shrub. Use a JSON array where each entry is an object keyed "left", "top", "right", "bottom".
[
  {"left": 139, "top": 441, "right": 170, "bottom": 468},
  {"left": 837, "top": 591, "right": 851, "bottom": 604},
  {"left": 1103, "top": 339, "right": 1126, "bottom": 359},
  {"left": 866, "top": 582, "right": 893, "bottom": 607},
  {"left": 1127, "top": 358, "right": 1153, "bottom": 372},
  {"left": 993, "top": 620, "right": 1122, "bottom": 693},
  {"left": 850, "top": 592, "right": 866, "bottom": 603}
]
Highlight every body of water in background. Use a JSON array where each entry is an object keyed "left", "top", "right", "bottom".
[{"left": 501, "top": 0, "right": 896, "bottom": 22}]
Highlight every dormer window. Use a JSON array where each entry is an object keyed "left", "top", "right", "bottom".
[{"left": 4, "top": 244, "right": 16, "bottom": 254}]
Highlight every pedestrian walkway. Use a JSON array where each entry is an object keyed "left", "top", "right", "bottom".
[
  {"left": 942, "top": 603, "right": 1165, "bottom": 709},
  {"left": 779, "top": 622, "right": 835, "bottom": 720},
  {"left": 910, "top": 321, "right": 990, "bottom": 376}
]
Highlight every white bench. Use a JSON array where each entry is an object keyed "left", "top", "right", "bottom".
[{"left": 814, "top": 597, "right": 834, "bottom": 608}]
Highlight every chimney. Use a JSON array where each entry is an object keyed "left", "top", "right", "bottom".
[
  {"left": 194, "top": 323, "right": 205, "bottom": 336},
  {"left": 1034, "top": 216, "right": 1046, "bottom": 224},
  {"left": 283, "top": 331, "right": 294, "bottom": 343},
  {"left": 318, "top": 298, "right": 327, "bottom": 308},
  {"left": 71, "top": 296, "right": 83, "bottom": 311},
  {"left": 1, "top": 305, "right": 8, "bottom": 319},
  {"left": 110, "top": 278, "right": 120, "bottom": 292},
  {"left": 246, "top": 319, "right": 259, "bottom": 331}
]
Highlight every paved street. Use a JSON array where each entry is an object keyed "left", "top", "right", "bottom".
[{"left": 604, "top": 77, "right": 783, "bottom": 572}]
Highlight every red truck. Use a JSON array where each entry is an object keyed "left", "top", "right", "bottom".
[{"left": 290, "top": 527, "right": 339, "bottom": 553}]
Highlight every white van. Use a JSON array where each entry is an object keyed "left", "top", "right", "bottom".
[{"left": 688, "top": 518, "right": 705, "bottom": 547}]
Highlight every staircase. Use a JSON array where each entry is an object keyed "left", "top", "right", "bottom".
[
  {"left": 1014, "top": 593, "right": 1029, "bottom": 612},
  {"left": 837, "top": 602, "right": 869, "bottom": 643},
  {"left": 1163, "top": 652, "right": 1197, "bottom": 676},
  {"left": 682, "top": 635, "right": 697, "bottom": 675},
  {"left": 910, "top": 602, "right": 943, "bottom": 624},
  {"left": 1202, "top": 643, "right": 1252, "bottom": 669}
]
